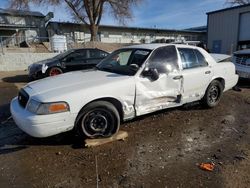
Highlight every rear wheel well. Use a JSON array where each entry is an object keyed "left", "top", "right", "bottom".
[{"left": 213, "top": 78, "right": 225, "bottom": 90}]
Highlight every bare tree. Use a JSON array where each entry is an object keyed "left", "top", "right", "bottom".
[
  {"left": 9, "top": 0, "right": 141, "bottom": 41},
  {"left": 226, "top": 0, "right": 250, "bottom": 6}
]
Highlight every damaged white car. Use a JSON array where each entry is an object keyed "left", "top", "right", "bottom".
[{"left": 11, "top": 44, "right": 238, "bottom": 138}]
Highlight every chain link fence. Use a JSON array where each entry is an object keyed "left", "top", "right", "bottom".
[{"left": 0, "top": 34, "right": 196, "bottom": 54}]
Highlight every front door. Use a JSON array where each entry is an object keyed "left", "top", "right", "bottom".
[{"left": 135, "top": 46, "right": 183, "bottom": 116}]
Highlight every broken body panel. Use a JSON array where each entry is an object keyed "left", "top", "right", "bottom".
[{"left": 11, "top": 44, "right": 238, "bottom": 137}]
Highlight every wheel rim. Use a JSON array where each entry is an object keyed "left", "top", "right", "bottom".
[
  {"left": 81, "top": 109, "right": 115, "bottom": 137},
  {"left": 208, "top": 85, "right": 219, "bottom": 104},
  {"left": 50, "top": 68, "right": 62, "bottom": 76}
]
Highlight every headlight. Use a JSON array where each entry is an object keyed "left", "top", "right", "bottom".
[
  {"left": 27, "top": 99, "right": 69, "bottom": 115},
  {"left": 27, "top": 99, "right": 40, "bottom": 113}
]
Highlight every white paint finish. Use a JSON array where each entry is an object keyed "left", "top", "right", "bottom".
[
  {"left": 181, "top": 66, "right": 213, "bottom": 103},
  {"left": 10, "top": 44, "right": 239, "bottom": 137},
  {"left": 25, "top": 70, "right": 136, "bottom": 117},
  {"left": 135, "top": 72, "right": 182, "bottom": 116},
  {"left": 210, "top": 54, "right": 231, "bottom": 63},
  {"left": 11, "top": 97, "right": 77, "bottom": 137},
  {"left": 0, "top": 53, "right": 58, "bottom": 71}
]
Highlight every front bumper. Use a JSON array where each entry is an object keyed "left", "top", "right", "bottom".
[
  {"left": 10, "top": 97, "right": 77, "bottom": 138},
  {"left": 235, "top": 65, "right": 250, "bottom": 79},
  {"left": 28, "top": 70, "right": 43, "bottom": 80},
  {"left": 28, "top": 65, "right": 43, "bottom": 80}
]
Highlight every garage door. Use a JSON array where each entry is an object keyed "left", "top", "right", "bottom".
[{"left": 239, "top": 12, "right": 250, "bottom": 42}]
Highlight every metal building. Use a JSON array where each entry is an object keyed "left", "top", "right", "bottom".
[
  {"left": 207, "top": 4, "right": 250, "bottom": 54},
  {"left": 0, "top": 8, "right": 53, "bottom": 47},
  {"left": 47, "top": 21, "right": 206, "bottom": 44}
]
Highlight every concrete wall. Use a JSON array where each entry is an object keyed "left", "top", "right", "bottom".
[
  {"left": 207, "top": 5, "right": 250, "bottom": 54},
  {"left": 0, "top": 53, "right": 57, "bottom": 71}
]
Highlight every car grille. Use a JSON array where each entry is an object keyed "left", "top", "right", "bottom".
[
  {"left": 18, "top": 89, "right": 29, "bottom": 108},
  {"left": 235, "top": 55, "right": 250, "bottom": 67}
]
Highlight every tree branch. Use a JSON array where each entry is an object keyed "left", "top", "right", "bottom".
[{"left": 64, "top": 0, "right": 89, "bottom": 25}]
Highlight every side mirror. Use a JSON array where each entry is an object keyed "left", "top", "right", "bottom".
[
  {"left": 129, "top": 64, "right": 139, "bottom": 71},
  {"left": 142, "top": 68, "right": 159, "bottom": 81}
]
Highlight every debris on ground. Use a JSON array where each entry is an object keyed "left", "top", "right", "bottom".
[
  {"left": 246, "top": 97, "right": 250, "bottom": 105},
  {"left": 56, "top": 151, "right": 62, "bottom": 155},
  {"left": 234, "top": 155, "right": 246, "bottom": 161},
  {"left": 85, "top": 131, "right": 128, "bottom": 147},
  {"left": 0, "top": 116, "right": 12, "bottom": 125},
  {"left": 199, "top": 163, "right": 215, "bottom": 172},
  {"left": 221, "top": 115, "right": 235, "bottom": 125}
]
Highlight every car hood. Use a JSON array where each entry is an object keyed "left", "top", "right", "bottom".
[
  {"left": 24, "top": 70, "right": 132, "bottom": 100},
  {"left": 234, "top": 49, "right": 250, "bottom": 55},
  {"left": 34, "top": 58, "right": 55, "bottom": 65}
]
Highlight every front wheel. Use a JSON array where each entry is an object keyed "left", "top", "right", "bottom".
[
  {"left": 47, "top": 67, "right": 63, "bottom": 77},
  {"left": 202, "top": 80, "right": 223, "bottom": 108},
  {"left": 76, "top": 101, "right": 120, "bottom": 138}
]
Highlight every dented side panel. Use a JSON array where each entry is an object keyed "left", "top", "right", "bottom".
[{"left": 135, "top": 73, "right": 183, "bottom": 116}]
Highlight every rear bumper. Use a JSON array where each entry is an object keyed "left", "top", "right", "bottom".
[{"left": 10, "top": 97, "right": 77, "bottom": 138}]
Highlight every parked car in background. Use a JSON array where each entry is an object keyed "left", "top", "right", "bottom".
[
  {"left": 233, "top": 49, "right": 250, "bottom": 79},
  {"left": 28, "top": 48, "right": 109, "bottom": 80},
  {"left": 11, "top": 44, "right": 238, "bottom": 139}
]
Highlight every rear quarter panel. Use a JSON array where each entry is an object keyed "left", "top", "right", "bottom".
[{"left": 212, "top": 62, "right": 238, "bottom": 91}]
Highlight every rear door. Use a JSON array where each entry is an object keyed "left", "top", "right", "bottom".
[{"left": 178, "top": 48, "right": 213, "bottom": 103}]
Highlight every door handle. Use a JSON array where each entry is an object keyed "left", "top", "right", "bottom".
[
  {"left": 205, "top": 71, "right": 211, "bottom": 75},
  {"left": 173, "top": 75, "right": 183, "bottom": 80}
]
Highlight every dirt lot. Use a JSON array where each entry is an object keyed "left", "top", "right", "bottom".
[{"left": 0, "top": 71, "right": 249, "bottom": 188}]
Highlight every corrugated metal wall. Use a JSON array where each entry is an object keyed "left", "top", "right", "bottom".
[
  {"left": 207, "top": 6, "right": 250, "bottom": 54},
  {"left": 239, "top": 12, "right": 250, "bottom": 41}
]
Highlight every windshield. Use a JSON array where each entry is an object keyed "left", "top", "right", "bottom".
[
  {"left": 53, "top": 49, "right": 75, "bottom": 60},
  {"left": 96, "top": 48, "right": 151, "bottom": 76}
]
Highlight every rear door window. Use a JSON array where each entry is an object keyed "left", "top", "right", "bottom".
[
  {"left": 73, "top": 49, "right": 87, "bottom": 60},
  {"left": 89, "top": 49, "right": 108, "bottom": 58},
  {"left": 194, "top": 50, "right": 208, "bottom": 67},
  {"left": 178, "top": 48, "right": 208, "bottom": 69}
]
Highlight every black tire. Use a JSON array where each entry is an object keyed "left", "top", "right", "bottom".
[
  {"left": 202, "top": 80, "right": 223, "bottom": 108},
  {"left": 76, "top": 101, "right": 120, "bottom": 138},
  {"left": 46, "top": 67, "right": 63, "bottom": 77}
]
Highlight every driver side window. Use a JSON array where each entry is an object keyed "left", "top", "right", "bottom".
[
  {"left": 147, "top": 45, "right": 179, "bottom": 74},
  {"left": 118, "top": 51, "right": 132, "bottom": 65}
]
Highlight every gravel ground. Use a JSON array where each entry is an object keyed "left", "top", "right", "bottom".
[{"left": 0, "top": 71, "right": 249, "bottom": 188}]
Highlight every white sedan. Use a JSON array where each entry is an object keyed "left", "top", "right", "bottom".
[{"left": 11, "top": 44, "right": 238, "bottom": 138}]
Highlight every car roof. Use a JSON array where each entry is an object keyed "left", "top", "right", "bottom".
[
  {"left": 122, "top": 43, "right": 200, "bottom": 50},
  {"left": 71, "top": 48, "right": 102, "bottom": 51}
]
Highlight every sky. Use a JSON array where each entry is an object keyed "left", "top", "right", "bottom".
[{"left": 0, "top": 0, "right": 228, "bottom": 29}]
